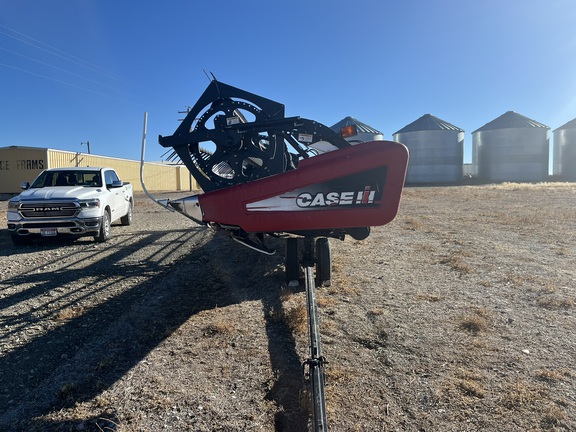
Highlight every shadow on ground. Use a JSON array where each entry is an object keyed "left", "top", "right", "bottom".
[{"left": 0, "top": 228, "right": 309, "bottom": 431}]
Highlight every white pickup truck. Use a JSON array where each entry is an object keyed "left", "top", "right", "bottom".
[{"left": 7, "top": 167, "right": 133, "bottom": 245}]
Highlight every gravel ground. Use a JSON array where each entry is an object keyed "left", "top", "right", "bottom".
[{"left": 0, "top": 184, "right": 575, "bottom": 431}]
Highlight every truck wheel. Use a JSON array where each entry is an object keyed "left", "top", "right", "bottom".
[
  {"left": 95, "top": 210, "right": 111, "bottom": 242},
  {"left": 120, "top": 200, "right": 133, "bottom": 226}
]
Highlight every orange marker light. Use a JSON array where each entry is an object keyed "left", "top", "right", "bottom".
[{"left": 340, "top": 125, "right": 357, "bottom": 138}]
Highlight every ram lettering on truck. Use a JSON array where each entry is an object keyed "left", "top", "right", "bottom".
[{"left": 6, "top": 167, "right": 133, "bottom": 245}]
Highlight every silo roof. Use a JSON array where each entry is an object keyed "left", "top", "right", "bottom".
[
  {"left": 554, "top": 117, "right": 576, "bottom": 132},
  {"left": 330, "top": 116, "right": 383, "bottom": 135},
  {"left": 393, "top": 114, "right": 463, "bottom": 135},
  {"left": 473, "top": 111, "right": 549, "bottom": 133}
]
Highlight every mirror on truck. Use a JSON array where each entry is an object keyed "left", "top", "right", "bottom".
[{"left": 108, "top": 180, "right": 123, "bottom": 189}]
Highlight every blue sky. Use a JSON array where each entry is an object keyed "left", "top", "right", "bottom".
[{"left": 1, "top": 0, "right": 575, "bottom": 164}]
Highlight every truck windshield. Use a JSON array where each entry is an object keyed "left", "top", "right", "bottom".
[{"left": 31, "top": 171, "right": 102, "bottom": 188}]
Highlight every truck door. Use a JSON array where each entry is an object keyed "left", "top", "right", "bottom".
[{"left": 104, "top": 169, "right": 127, "bottom": 221}]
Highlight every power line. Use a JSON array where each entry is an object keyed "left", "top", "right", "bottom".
[
  {"left": 0, "top": 24, "right": 169, "bottom": 104},
  {"left": 0, "top": 24, "right": 136, "bottom": 86},
  {"left": 0, "top": 61, "right": 141, "bottom": 105},
  {"left": 0, "top": 45, "right": 137, "bottom": 97}
]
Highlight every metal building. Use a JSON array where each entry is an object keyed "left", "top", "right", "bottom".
[
  {"left": 472, "top": 111, "right": 550, "bottom": 182},
  {"left": 0, "top": 146, "right": 196, "bottom": 194},
  {"left": 553, "top": 118, "right": 576, "bottom": 181},
  {"left": 393, "top": 114, "right": 464, "bottom": 184}
]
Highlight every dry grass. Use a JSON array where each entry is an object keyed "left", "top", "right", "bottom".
[
  {"left": 536, "top": 369, "right": 565, "bottom": 384},
  {"left": 457, "top": 379, "right": 486, "bottom": 398},
  {"left": 284, "top": 302, "right": 307, "bottom": 334},
  {"left": 490, "top": 182, "right": 576, "bottom": 190},
  {"left": 541, "top": 406, "right": 569, "bottom": 429},
  {"left": 436, "top": 370, "right": 488, "bottom": 404},
  {"left": 2, "top": 185, "right": 576, "bottom": 431},
  {"left": 402, "top": 217, "right": 423, "bottom": 231},
  {"left": 501, "top": 380, "right": 545, "bottom": 409},
  {"left": 414, "top": 292, "right": 441, "bottom": 302},
  {"left": 502, "top": 273, "right": 542, "bottom": 288},
  {"left": 458, "top": 317, "right": 487, "bottom": 334},
  {"left": 537, "top": 295, "right": 576, "bottom": 310},
  {"left": 367, "top": 307, "right": 384, "bottom": 316},
  {"left": 317, "top": 293, "right": 337, "bottom": 308},
  {"left": 324, "top": 363, "right": 353, "bottom": 384},
  {"left": 440, "top": 253, "right": 474, "bottom": 274},
  {"left": 55, "top": 306, "right": 86, "bottom": 321},
  {"left": 201, "top": 307, "right": 237, "bottom": 336},
  {"left": 202, "top": 320, "right": 234, "bottom": 336},
  {"left": 457, "top": 308, "right": 492, "bottom": 334},
  {"left": 278, "top": 289, "right": 308, "bottom": 334}
]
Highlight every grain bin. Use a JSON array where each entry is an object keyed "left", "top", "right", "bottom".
[
  {"left": 472, "top": 111, "right": 550, "bottom": 182},
  {"left": 393, "top": 114, "right": 464, "bottom": 183},
  {"left": 310, "top": 117, "right": 384, "bottom": 153},
  {"left": 330, "top": 117, "right": 384, "bottom": 143},
  {"left": 553, "top": 118, "right": 576, "bottom": 180}
]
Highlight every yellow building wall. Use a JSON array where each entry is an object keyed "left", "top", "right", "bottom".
[
  {"left": 0, "top": 146, "right": 197, "bottom": 194},
  {"left": 0, "top": 147, "right": 49, "bottom": 193}
]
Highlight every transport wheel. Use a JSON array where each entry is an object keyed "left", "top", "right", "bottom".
[
  {"left": 120, "top": 200, "right": 133, "bottom": 225},
  {"left": 285, "top": 238, "right": 301, "bottom": 286},
  {"left": 315, "top": 237, "right": 331, "bottom": 287},
  {"left": 95, "top": 210, "right": 111, "bottom": 243}
]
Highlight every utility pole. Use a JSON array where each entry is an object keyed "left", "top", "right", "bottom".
[{"left": 81, "top": 141, "right": 91, "bottom": 154}]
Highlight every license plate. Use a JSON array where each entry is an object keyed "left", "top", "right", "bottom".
[{"left": 40, "top": 228, "right": 57, "bottom": 237}]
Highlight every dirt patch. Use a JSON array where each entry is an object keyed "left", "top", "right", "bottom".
[{"left": 1, "top": 185, "right": 575, "bottom": 431}]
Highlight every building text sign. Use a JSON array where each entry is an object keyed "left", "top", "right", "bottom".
[{"left": 0, "top": 159, "right": 45, "bottom": 170}]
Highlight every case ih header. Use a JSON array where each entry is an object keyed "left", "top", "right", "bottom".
[{"left": 141, "top": 79, "right": 409, "bottom": 431}]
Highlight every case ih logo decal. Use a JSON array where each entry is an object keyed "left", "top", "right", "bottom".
[
  {"left": 296, "top": 186, "right": 376, "bottom": 208},
  {"left": 246, "top": 167, "right": 387, "bottom": 212}
]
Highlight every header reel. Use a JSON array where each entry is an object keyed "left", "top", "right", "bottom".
[{"left": 159, "top": 80, "right": 351, "bottom": 192}]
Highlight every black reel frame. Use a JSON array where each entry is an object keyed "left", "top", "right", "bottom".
[{"left": 159, "top": 80, "right": 351, "bottom": 192}]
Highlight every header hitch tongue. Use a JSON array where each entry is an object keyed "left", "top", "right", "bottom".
[{"left": 164, "top": 195, "right": 204, "bottom": 225}]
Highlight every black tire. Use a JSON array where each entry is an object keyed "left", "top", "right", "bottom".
[
  {"left": 315, "top": 237, "right": 331, "bottom": 287},
  {"left": 120, "top": 200, "right": 133, "bottom": 226},
  {"left": 94, "top": 209, "right": 111, "bottom": 243},
  {"left": 285, "top": 238, "right": 301, "bottom": 285}
]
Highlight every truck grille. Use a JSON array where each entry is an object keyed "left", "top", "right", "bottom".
[{"left": 19, "top": 202, "right": 79, "bottom": 218}]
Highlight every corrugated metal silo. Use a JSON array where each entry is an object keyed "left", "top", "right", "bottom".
[
  {"left": 472, "top": 111, "right": 550, "bottom": 182},
  {"left": 553, "top": 118, "right": 576, "bottom": 180},
  {"left": 310, "top": 117, "right": 383, "bottom": 154},
  {"left": 330, "top": 116, "right": 384, "bottom": 143},
  {"left": 392, "top": 114, "right": 464, "bottom": 183}
]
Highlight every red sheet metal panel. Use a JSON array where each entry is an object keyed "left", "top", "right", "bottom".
[{"left": 198, "top": 140, "right": 408, "bottom": 233}]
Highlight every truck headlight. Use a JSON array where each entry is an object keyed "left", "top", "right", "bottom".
[
  {"left": 79, "top": 198, "right": 100, "bottom": 209},
  {"left": 8, "top": 199, "right": 20, "bottom": 210}
]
